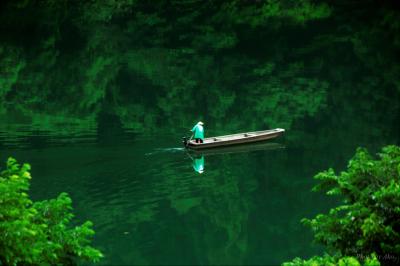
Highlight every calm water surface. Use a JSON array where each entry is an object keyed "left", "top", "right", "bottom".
[{"left": 3, "top": 122, "right": 396, "bottom": 265}]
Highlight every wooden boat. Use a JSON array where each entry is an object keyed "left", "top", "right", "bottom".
[{"left": 183, "top": 128, "right": 285, "bottom": 150}]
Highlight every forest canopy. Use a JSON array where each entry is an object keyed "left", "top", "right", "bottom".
[{"left": 0, "top": 0, "right": 399, "bottom": 135}]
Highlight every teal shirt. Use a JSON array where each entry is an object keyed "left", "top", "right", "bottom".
[{"left": 191, "top": 124, "right": 204, "bottom": 139}]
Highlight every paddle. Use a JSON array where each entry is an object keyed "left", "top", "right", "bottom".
[
  {"left": 185, "top": 149, "right": 194, "bottom": 160},
  {"left": 186, "top": 134, "right": 193, "bottom": 147}
]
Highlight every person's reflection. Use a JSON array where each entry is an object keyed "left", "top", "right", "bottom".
[{"left": 192, "top": 155, "right": 204, "bottom": 174}]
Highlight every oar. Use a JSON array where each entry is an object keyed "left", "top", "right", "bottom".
[
  {"left": 185, "top": 149, "right": 194, "bottom": 160},
  {"left": 186, "top": 134, "right": 193, "bottom": 147}
]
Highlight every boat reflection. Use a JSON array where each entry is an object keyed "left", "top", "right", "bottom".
[
  {"left": 189, "top": 142, "right": 284, "bottom": 156},
  {"left": 188, "top": 142, "right": 285, "bottom": 174}
]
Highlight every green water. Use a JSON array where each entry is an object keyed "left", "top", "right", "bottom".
[
  {"left": 1, "top": 119, "right": 398, "bottom": 265},
  {"left": 1, "top": 0, "right": 400, "bottom": 264}
]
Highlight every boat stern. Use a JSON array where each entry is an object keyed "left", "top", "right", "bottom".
[{"left": 182, "top": 137, "right": 188, "bottom": 147}]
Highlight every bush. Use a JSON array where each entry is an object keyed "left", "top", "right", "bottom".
[
  {"left": 283, "top": 145, "right": 400, "bottom": 266},
  {"left": 283, "top": 253, "right": 380, "bottom": 266},
  {"left": 0, "top": 157, "right": 103, "bottom": 266}
]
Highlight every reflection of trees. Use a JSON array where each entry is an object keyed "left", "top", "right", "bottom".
[
  {"left": 193, "top": 157, "right": 253, "bottom": 265},
  {"left": 0, "top": 112, "right": 97, "bottom": 148},
  {"left": 12, "top": 138, "right": 397, "bottom": 264},
  {"left": 60, "top": 146, "right": 339, "bottom": 265},
  {"left": 49, "top": 149, "right": 257, "bottom": 265},
  {"left": 151, "top": 155, "right": 254, "bottom": 265}
]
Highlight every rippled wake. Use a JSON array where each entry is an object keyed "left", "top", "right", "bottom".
[{"left": 145, "top": 147, "right": 186, "bottom": 156}]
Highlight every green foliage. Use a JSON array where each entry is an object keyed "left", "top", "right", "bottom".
[
  {"left": 0, "top": 158, "right": 103, "bottom": 265},
  {"left": 244, "top": 62, "right": 328, "bottom": 129},
  {"left": 283, "top": 145, "right": 400, "bottom": 265},
  {"left": 222, "top": 0, "right": 332, "bottom": 28},
  {"left": 0, "top": 0, "right": 334, "bottom": 130},
  {"left": 283, "top": 253, "right": 380, "bottom": 266},
  {"left": 307, "top": 146, "right": 400, "bottom": 256},
  {"left": 78, "top": 0, "right": 138, "bottom": 24},
  {"left": 0, "top": 46, "right": 26, "bottom": 114},
  {"left": 0, "top": 0, "right": 398, "bottom": 137}
]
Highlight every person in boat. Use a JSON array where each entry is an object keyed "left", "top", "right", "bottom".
[{"left": 191, "top": 121, "right": 204, "bottom": 143}]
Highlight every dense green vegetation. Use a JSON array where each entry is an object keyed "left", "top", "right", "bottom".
[
  {"left": 0, "top": 0, "right": 399, "bottom": 137},
  {"left": 0, "top": 158, "right": 102, "bottom": 265},
  {"left": 0, "top": 1, "right": 399, "bottom": 264},
  {"left": 283, "top": 145, "right": 400, "bottom": 266}
]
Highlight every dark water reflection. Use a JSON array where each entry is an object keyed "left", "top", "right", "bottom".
[
  {"left": 1, "top": 107, "right": 400, "bottom": 265},
  {"left": 0, "top": 129, "right": 348, "bottom": 265}
]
